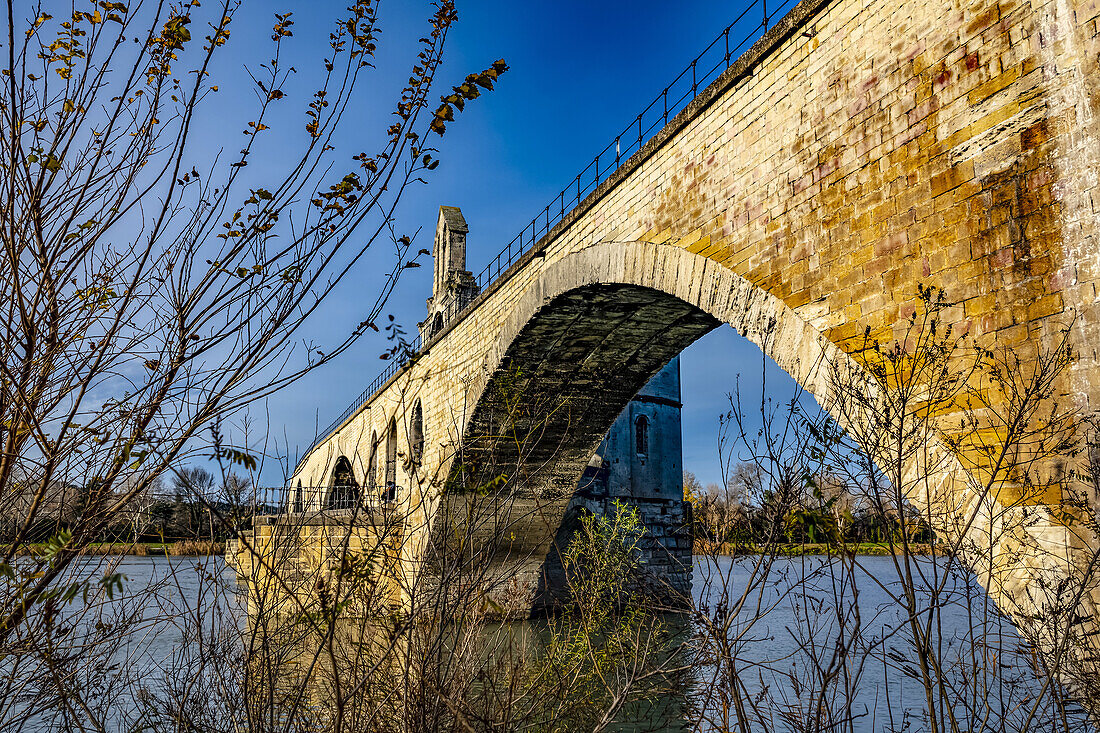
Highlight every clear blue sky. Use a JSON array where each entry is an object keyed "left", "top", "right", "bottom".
[{"left": 215, "top": 0, "right": 809, "bottom": 489}]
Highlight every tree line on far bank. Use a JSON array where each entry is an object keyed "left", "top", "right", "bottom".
[
  {"left": 1, "top": 467, "right": 272, "bottom": 545},
  {"left": 684, "top": 463, "right": 933, "bottom": 550}
]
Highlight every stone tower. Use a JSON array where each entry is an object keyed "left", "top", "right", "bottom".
[
  {"left": 577, "top": 358, "right": 684, "bottom": 502},
  {"left": 420, "top": 206, "right": 479, "bottom": 342}
]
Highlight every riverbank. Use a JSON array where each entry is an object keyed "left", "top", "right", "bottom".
[
  {"left": 5, "top": 540, "right": 225, "bottom": 557},
  {"left": 7, "top": 540, "right": 935, "bottom": 559},
  {"left": 693, "top": 541, "right": 944, "bottom": 556}
]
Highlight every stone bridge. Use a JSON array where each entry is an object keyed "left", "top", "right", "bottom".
[{"left": 272, "top": 0, "right": 1100, "bottom": 692}]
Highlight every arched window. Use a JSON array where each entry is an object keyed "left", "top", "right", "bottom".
[
  {"left": 367, "top": 431, "right": 378, "bottom": 491},
  {"left": 431, "top": 312, "right": 444, "bottom": 336},
  {"left": 384, "top": 418, "right": 397, "bottom": 502},
  {"left": 634, "top": 415, "right": 649, "bottom": 457},
  {"left": 328, "top": 456, "right": 359, "bottom": 510},
  {"left": 293, "top": 480, "right": 303, "bottom": 513},
  {"left": 411, "top": 400, "right": 425, "bottom": 465}
]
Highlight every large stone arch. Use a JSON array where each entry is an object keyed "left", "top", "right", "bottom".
[
  {"left": 450, "top": 240, "right": 859, "bottom": 507},
  {"left": 427, "top": 240, "right": 1096, "bottom": 683}
]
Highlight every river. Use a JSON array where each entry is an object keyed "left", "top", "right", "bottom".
[{"left": 18, "top": 552, "right": 1096, "bottom": 732}]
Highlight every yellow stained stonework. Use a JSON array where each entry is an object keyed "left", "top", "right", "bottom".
[{"left": 229, "top": 511, "right": 403, "bottom": 618}]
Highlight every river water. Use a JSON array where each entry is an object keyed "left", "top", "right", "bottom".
[
  {"left": 688, "top": 553, "right": 1094, "bottom": 732},
  {"left": 23, "top": 552, "right": 1097, "bottom": 732}
]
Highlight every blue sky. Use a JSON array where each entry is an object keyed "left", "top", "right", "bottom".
[{"left": 214, "top": 0, "right": 808, "bottom": 489}]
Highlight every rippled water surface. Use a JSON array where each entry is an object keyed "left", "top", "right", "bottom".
[
  {"left": 687, "top": 554, "right": 1089, "bottom": 732},
  {"left": 38, "top": 553, "right": 1096, "bottom": 732}
]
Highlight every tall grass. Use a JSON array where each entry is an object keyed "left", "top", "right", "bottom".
[{"left": 2, "top": 540, "right": 225, "bottom": 557}]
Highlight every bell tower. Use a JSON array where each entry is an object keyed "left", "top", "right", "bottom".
[{"left": 421, "top": 206, "right": 479, "bottom": 341}]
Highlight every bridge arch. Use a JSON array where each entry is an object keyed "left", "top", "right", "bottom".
[
  {"left": 437, "top": 240, "right": 1089, "bottom": 633},
  {"left": 456, "top": 241, "right": 845, "bottom": 497}
]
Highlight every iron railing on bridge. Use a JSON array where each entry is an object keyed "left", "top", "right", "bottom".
[
  {"left": 299, "top": 0, "right": 799, "bottom": 463},
  {"left": 271, "top": 484, "right": 401, "bottom": 514}
]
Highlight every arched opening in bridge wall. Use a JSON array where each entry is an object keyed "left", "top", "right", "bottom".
[
  {"left": 444, "top": 279, "right": 721, "bottom": 607},
  {"left": 328, "top": 455, "right": 360, "bottom": 510},
  {"left": 448, "top": 242, "right": 844, "bottom": 506},
  {"left": 410, "top": 399, "right": 425, "bottom": 467},
  {"left": 385, "top": 418, "right": 398, "bottom": 503},
  {"left": 452, "top": 282, "right": 721, "bottom": 499},
  {"left": 368, "top": 431, "right": 379, "bottom": 499}
]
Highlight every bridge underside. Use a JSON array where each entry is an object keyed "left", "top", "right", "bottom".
[
  {"left": 424, "top": 284, "right": 716, "bottom": 613},
  {"left": 453, "top": 284, "right": 717, "bottom": 497}
]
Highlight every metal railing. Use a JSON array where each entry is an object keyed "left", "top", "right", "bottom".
[
  {"left": 298, "top": 0, "right": 798, "bottom": 463},
  {"left": 299, "top": 288, "right": 479, "bottom": 462},
  {"left": 468, "top": 0, "right": 794, "bottom": 291},
  {"left": 276, "top": 484, "right": 400, "bottom": 514}
]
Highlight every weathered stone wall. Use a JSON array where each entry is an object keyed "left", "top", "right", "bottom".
[
  {"left": 572, "top": 494, "right": 693, "bottom": 603},
  {"left": 279, "top": 0, "right": 1100, "bottom": 690},
  {"left": 229, "top": 510, "right": 403, "bottom": 617}
]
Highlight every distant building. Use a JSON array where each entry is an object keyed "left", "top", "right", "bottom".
[{"left": 576, "top": 357, "right": 683, "bottom": 502}]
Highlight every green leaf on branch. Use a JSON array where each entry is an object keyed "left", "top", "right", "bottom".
[
  {"left": 214, "top": 447, "right": 258, "bottom": 471},
  {"left": 99, "top": 572, "right": 126, "bottom": 600}
]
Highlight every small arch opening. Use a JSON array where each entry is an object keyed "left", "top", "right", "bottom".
[
  {"left": 384, "top": 418, "right": 398, "bottom": 502},
  {"left": 293, "top": 479, "right": 303, "bottom": 513},
  {"left": 431, "top": 312, "right": 444, "bottom": 336},
  {"left": 328, "top": 456, "right": 360, "bottom": 510},
  {"left": 368, "top": 431, "right": 379, "bottom": 495},
  {"left": 411, "top": 399, "right": 425, "bottom": 466}
]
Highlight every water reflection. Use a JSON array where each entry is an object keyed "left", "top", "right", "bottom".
[
  {"left": 238, "top": 598, "right": 693, "bottom": 731},
  {"left": 690, "top": 554, "right": 1095, "bottom": 732},
  {"left": 40, "top": 553, "right": 1098, "bottom": 732}
]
